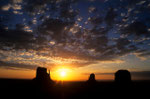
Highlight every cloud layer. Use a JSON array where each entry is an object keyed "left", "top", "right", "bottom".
[{"left": 0, "top": 0, "right": 150, "bottom": 70}]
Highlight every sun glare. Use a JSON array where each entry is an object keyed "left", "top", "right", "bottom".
[
  {"left": 60, "top": 70, "right": 66, "bottom": 77},
  {"left": 52, "top": 67, "right": 80, "bottom": 81},
  {"left": 53, "top": 68, "right": 70, "bottom": 80}
]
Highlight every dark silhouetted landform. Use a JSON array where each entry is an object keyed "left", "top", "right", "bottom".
[
  {"left": 33, "top": 67, "right": 54, "bottom": 87},
  {"left": 88, "top": 73, "right": 96, "bottom": 82},
  {"left": 87, "top": 73, "right": 97, "bottom": 85},
  {"left": 0, "top": 67, "right": 150, "bottom": 99},
  {"left": 34, "top": 67, "right": 51, "bottom": 81},
  {"left": 115, "top": 70, "right": 131, "bottom": 85},
  {"left": 36, "top": 67, "right": 50, "bottom": 80}
]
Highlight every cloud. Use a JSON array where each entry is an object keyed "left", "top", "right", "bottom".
[
  {"left": 116, "top": 38, "right": 130, "bottom": 50},
  {"left": 12, "top": 0, "right": 23, "bottom": 4},
  {"left": 12, "top": 4, "right": 22, "bottom": 10},
  {"left": 0, "top": 0, "right": 150, "bottom": 70},
  {"left": 0, "top": 60, "right": 38, "bottom": 70},
  {"left": 134, "top": 50, "right": 150, "bottom": 60},
  {"left": 138, "top": 52, "right": 150, "bottom": 57},
  {"left": 1, "top": 3, "right": 22, "bottom": 11},
  {"left": 89, "top": 16, "right": 103, "bottom": 25},
  {"left": 32, "top": 18, "right": 37, "bottom": 24},
  {"left": 136, "top": 1, "right": 146, "bottom": 5},
  {"left": 38, "top": 18, "right": 74, "bottom": 43},
  {"left": 131, "top": 71, "right": 150, "bottom": 80},
  {"left": 99, "top": 60, "right": 125, "bottom": 64},
  {"left": 68, "top": 61, "right": 97, "bottom": 67},
  {"left": 105, "top": 8, "right": 117, "bottom": 27},
  {"left": 1, "top": 4, "right": 11, "bottom": 11},
  {"left": 88, "top": 6, "right": 97, "bottom": 13},
  {"left": 13, "top": 10, "right": 23, "bottom": 14},
  {"left": 134, "top": 52, "right": 147, "bottom": 60},
  {"left": 0, "top": 25, "right": 35, "bottom": 50},
  {"left": 122, "top": 21, "right": 149, "bottom": 36}
]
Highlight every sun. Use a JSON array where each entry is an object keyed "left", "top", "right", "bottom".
[
  {"left": 60, "top": 70, "right": 66, "bottom": 77},
  {"left": 57, "top": 68, "right": 69, "bottom": 80},
  {"left": 52, "top": 67, "right": 73, "bottom": 81}
]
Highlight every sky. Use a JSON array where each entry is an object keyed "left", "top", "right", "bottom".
[{"left": 0, "top": 0, "right": 150, "bottom": 81}]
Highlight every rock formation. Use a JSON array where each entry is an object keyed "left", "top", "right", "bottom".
[{"left": 115, "top": 70, "right": 131, "bottom": 85}]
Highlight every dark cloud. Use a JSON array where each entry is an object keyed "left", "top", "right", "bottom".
[
  {"left": 122, "top": 21, "right": 149, "bottom": 36},
  {"left": 0, "top": 60, "right": 38, "bottom": 70},
  {"left": 105, "top": 8, "right": 117, "bottom": 27},
  {"left": 89, "top": 16, "right": 103, "bottom": 26},
  {"left": 0, "top": 27, "right": 35, "bottom": 50},
  {"left": 23, "top": 0, "right": 51, "bottom": 15},
  {"left": 138, "top": 51, "right": 150, "bottom": 57},
  {"left": 116, "top": 38, "right": 130, "bottom": 50},
  {"left": 60, "top": 8, "right": 78, "bottom": 20},
  {"left": 38, "top": 18, "right": 74, "bottom": 43}
]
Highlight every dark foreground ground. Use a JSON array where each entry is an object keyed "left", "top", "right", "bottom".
[{"left": 0, "top": 79, "right": 150, "bottom": 99}]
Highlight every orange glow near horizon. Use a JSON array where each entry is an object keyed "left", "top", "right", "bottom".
[
  {"left": 0, "top": 68, "right": 35, "bottom": 79},
  {"left": 0, "top": 66, "right": 115, "bottom": 81},
  {"left": 51, "top": 67, "right": 72, "bottom": 81}
]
